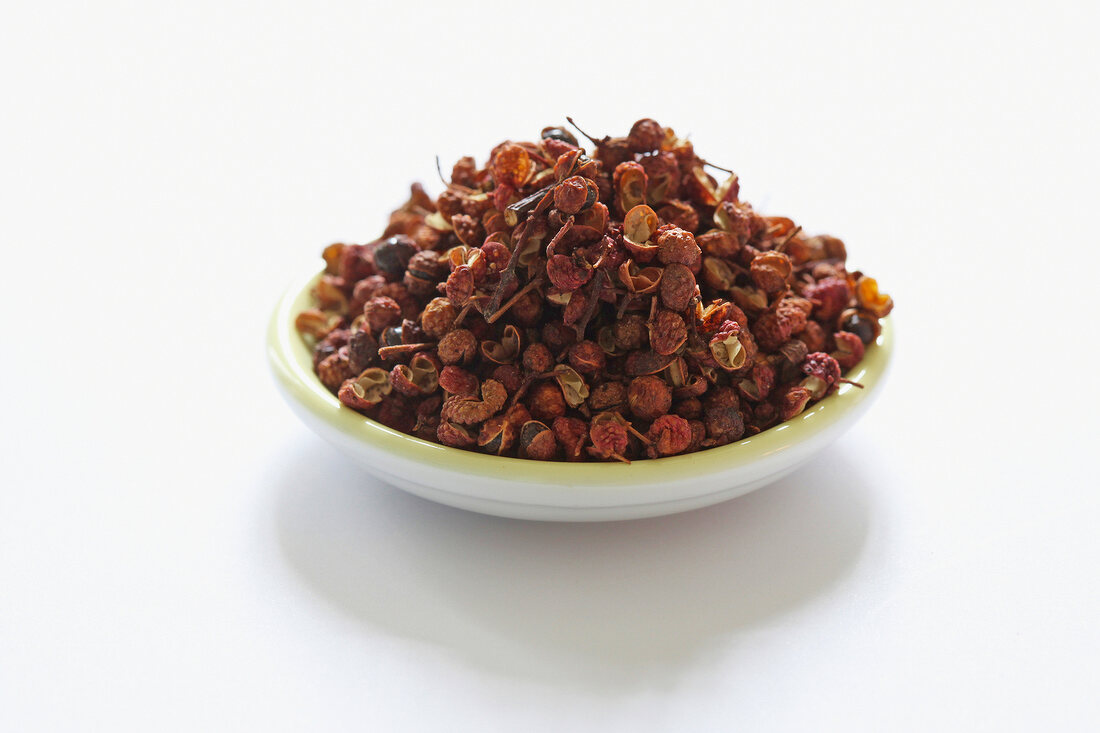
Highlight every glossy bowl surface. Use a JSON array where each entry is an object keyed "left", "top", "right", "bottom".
[{"left": 268, "top": 267, "right": 893, "bottom": 521}]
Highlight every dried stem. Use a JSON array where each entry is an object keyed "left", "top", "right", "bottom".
[
  {"left": 508, "top": 374, "right": 536, "bottom": 408},
  {"left": 486, "top": 218, "right": 534, "bottom": 317},
  {"left": 435, "top": 155, "right": 474, "bottom": 194},
  {"left": 451, "top": 300, "right": 475, "bottom": 328},
  {"left": 524, "top": 147, "right": 554, "bottom": 168},
  {"left": 616, "top": 292, "right": 639, "bottom": 319},
  {"left": 702, "top": 159, "right": 734, "bottom": 174},
  {"left": 566, "top": 116, "right": 604, "bottom": 146},
  {"left": 573, "top": 269, "right": 608, "bottom": 338},
  {"left": 505, "top": 184, "right": 554, "bottom": 226},
  {"left": 435, "top": 155, "right": 447, "bottom": 186},
  {"left": 486, "top": 276, "right": 544, "bottom": 324},
  {"left": 686, "top": 295, "right": 701, "bottom": 338},
  {"left": 377, "top": 343, "right": 433, "bottom": 360},
  {"left": 777, "top": 225, "right": 803, "bottom": 249},
  {"left": 543, "top": 216, "right": 574, "bottom": 258},
  {"left": 626, "top": 423, "right": 652, "bottom": 446}
]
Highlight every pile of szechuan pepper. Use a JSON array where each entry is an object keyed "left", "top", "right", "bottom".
[{"left": 296, "top": 119, "right": 893, "bottom": 462}]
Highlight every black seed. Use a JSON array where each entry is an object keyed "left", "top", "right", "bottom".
[
  {"left": 841, "top": 312, "right": 876, "bottom": 345},
  {"left": 374, "top": 236, "right": 417, "bottom": 279},
  {"left": 519, "top": 420, "right": 550, "bottom": 448},
  {"left": 540, "top": 126, "right": 578, "bottom": 146},
  {"left": 380, "top": 326, "right": 403, "bottom": 348}
]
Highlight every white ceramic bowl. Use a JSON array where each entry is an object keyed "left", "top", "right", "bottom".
[{"left": 268, "top": 267, "right": 893, "bottom": 521}]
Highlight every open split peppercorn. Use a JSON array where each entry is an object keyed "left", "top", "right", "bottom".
[{"left": 296, "top": 119, "right": 892, "bottom": 461}]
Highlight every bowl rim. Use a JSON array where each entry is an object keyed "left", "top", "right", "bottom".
[{"left": 267, "top": 265, "right": 893, "bottom": 488}]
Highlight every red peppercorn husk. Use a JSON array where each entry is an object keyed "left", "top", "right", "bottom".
[{"left": 297, "top": 118, "right": 892, "bottom": 460}]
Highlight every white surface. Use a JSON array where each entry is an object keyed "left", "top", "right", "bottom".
[{"left": 1, "top": 2, "right": 1098, "bottom": 731}]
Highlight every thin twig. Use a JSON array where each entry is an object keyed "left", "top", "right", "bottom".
[
  {"left": 486, "top": 218, "right": 534, "bottom": 317},
  {"left": 505, "top": 184, "right": 554, "bottom": 226},
  {"left": 777, "top": 225, "right": 803, "bottom": 249},
  {"left": 508, "top": 375, "right": 536, "bottom": 408},
  {"left": 566, "top": 116, "right": 603, "bottom": 145},
  {"left": 451, "top": 300, "right": 474, "bottom": 328},
  {"left": 686, "top": 295, "right": 701, "bottom": 338},
  {"left": 625, "top": 423, "right": 652, "bottom": 446},
  {"left": 702, "top": 159, "right": 734, "bottom": 174},
  {"left": 543, "top": 216, "right": 574, "bottom": 258},
  {"left": 434, "top": 154, "right": 475, "bottom": 194},
  {"left": 435, "top": 155, "right": 447, "bottom": 186},
  {"left": 573, "top": 269, "right": 608, "bottom": 338},
  {"left": 485, "top": 276, "right": 544, "bottom": 324},
  {"left": 377, "top": 343, "right": 433, "bottom": 360}
]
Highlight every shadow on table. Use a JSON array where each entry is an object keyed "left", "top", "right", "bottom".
[{"left": 270, "top": 438, "right": 874, "bottom": 691}]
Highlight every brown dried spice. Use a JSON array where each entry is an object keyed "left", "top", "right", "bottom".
[
  {"left": 440, "top": 379, "right": 507, "bottom": 425},
  {"left": 317, "top": 349, "right": 355, "bottom": 393},
  {"left": 649, "top": 309, "right": 688, "bottom": 357},
  {"left": 528, "top": 381, "right": 568, "bottom": 422},
  {"left": 337, "top": 368, "right": 391, "bottom": 410},
  {"left": 543, "top": 416, "right": 583, "bottom": 461},
  {"left": 588, "top": 412, "right": 631, "bottom": 462},
  {"left": 658, "top": 263, "right": 697, "bottom": 312},
  {"left": 657, "top": 227, "right": 702, "bottom": 268},
  {"left": 647, "top": 415, "right": 692, "bottom": 457},
  {"left": 299, "top": 118, "right": 890, "bottom": 460},
  {"left": 437, "top": 329, "right": 477, "bottom": 365},
  {"left": 627, "top": 375, "right": 672, "bottom": 421},
  {"left": 567, "top": 341, "right": 606, "bottom": 375}
]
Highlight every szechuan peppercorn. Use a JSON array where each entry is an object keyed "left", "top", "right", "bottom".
[{"left": 296, "top": 118, "right": 892, "bottom": 461}]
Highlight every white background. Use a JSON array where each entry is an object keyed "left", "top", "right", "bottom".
[{"left": 2, "top": 2, "right": 1099, "bottom": 730}]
